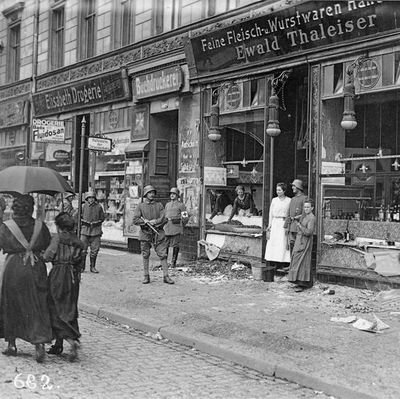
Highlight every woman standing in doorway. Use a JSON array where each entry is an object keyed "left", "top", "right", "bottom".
[
  {"left": 264, "top": 183, "right": 291, "bottom": 268},
  {"left": 288, "top": 198, "right": 316, "bottom": 292}
]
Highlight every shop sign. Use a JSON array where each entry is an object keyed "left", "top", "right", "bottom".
[
  {"left": 356, "top": 57, "right": 380, "bottom": 89},
  {"left": 88, "top": 136, "right": 113, "bottom": 152},
  {"left": 53, "top": 150, "right": 70, "bottom": 160},
  {"left": 133, "top": 67, "right": 182, "bottom": 99},
  {"left": 186, "top": 1, "right": 397, "bottom": 76},
  {"left": 103, "top": 131, "right": 130, "bottom": 155},
  {"left": 204, "top": 167, "right": 227, "bottom": 186},
  {"left": 32, "top": 70, "right": 131, "bottom": 116},
  {"left": 32, "top": 118, "right": 65, "bottom": 143},
  {"left": 46, "top": 143, "right": 71, "bottom": 162}
]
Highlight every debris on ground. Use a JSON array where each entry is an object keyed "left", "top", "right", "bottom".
[
  {"left": 231, "top": 262, "right": 247, "bottom": 271},
  {"left": 330, "top": 315, "right": 357, "bottom": 323},
  {"left": 173, "top": 259, "right": 253, "bottom": 281}
]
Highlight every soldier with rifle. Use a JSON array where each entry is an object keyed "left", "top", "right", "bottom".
[{"left": 132, "top": 185, "right": 174, "bottom": 285}]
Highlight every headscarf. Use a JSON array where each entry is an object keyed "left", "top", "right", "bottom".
[{"left": 12, "top": 195, "right": 34, "bottom": 217}]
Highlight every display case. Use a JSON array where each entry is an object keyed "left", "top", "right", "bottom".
[{"left": 94, "top": 175, "right": 125, "bottom": 222}]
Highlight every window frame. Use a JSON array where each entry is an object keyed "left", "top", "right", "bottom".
[
  {"left": 78, "top": 0, "right": 97, "bottom": 60},
  {"left": 49, "top": 2, "right": 65, "bottom": 70},
  {"left": 7, "top": 19, "right": 21, "bottom": 82}
]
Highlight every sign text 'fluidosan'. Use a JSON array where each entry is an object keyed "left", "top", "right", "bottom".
[{"left": 32, "top": 119, "right": 65, "bottom": 143}]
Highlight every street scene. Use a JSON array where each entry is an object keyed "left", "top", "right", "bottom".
[
  {"left": 1, "top": 312, "right": 331, "bottom": 399},
  {"left": 1, "top": 1, "right": 400, "bottom": 398}
]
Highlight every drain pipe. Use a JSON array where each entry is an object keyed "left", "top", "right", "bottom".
[{"left": 28, "top": 0, "right": 40, "bottom": 167}]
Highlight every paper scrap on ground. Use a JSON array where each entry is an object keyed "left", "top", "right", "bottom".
[
  {"left": 331, "top": 315, "right": 357, "bottom": 323},
  {"left": 352, "top": 315, "right": 390, "bottom": 333}
]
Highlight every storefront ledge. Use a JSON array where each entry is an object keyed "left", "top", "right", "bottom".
[
  {"left": 317, "top": 264, "right": 400, "bottom": 290},
  {"left": 206, "top": 230, "right": 262, "bottom": 237}
]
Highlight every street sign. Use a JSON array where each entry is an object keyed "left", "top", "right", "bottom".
[
  {"left": 32, "top": 118, "right": 65, "bottom": 143},
  {"left": 88, "top": 136, "right": 112, "bottom": 152}
]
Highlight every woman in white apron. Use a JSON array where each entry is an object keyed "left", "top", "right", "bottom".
[{"left": 265, "top": 183, "right": 291, "bottom": 268}]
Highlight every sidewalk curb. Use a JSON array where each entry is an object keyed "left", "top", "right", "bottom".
[{"left": 79, "top": 302, "right": 377, "bottom": 399}]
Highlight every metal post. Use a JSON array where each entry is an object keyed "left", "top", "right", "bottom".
[
  {"left": 77, "top": 116, "right": 86, "bottom": 238},
  {"left": 269, "top": 136, "right": 274, "bottom": 201}
]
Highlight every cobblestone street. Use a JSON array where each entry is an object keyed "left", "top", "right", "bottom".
[{"left": 1, "top": 312, "right": 331, "bottom": 399}]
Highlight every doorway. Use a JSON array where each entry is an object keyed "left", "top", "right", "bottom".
[
  {"left": 149, "top": 110, "right": 179, "bottom": 203},
  {"left": 273, "top": 66, "right": 309, "bottom": 195}
]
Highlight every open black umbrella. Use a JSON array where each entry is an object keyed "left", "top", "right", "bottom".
[{"left": 0, "top": 166, "right": 74, "bottom": 196}]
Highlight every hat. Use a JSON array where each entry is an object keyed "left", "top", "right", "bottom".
[
  {"left": 291, "top": 179, "right": 304, "bottom": 191},
  {"left": 85, "top": 190, "right": 96, "bottom": 200},
  {"left": 12, "top": 194, "right": 34, "bottom": 217},
  {"left": 169, "top": 187, "right": 180, "bottom": 196},
  {"left": 143, "top": 185, "right": 156, "bottom": 197},
  {"left": 65, "top": 192, "right": 75, "bottom": 198},
  {"left": 55, "top": 212, "right": 75, "bottom": 231}
]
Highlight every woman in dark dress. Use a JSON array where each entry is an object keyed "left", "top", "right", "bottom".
[
  {"left": 288, "top": 198, "right": 316, "bottom": 292},
  {"left": 0, "top": 194, "right": 52, "bottom": 362},
  {"left": 43, "top": 212, "right": 85, "bottom": 361}
]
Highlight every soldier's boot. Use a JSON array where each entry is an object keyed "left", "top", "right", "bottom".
[
  {"left": 142, "top": 258, "right": 150, "bottom": 284},
  {"left": 162, "top": 258, "right": 174, "bottom": 284},
  {"left": 171, "top": 247, "right": 180, "bottom": 268},
  {"left": 90, "top": 257, "right": 99, "bottom": 273}
]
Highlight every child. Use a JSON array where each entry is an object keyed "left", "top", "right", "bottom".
[
  {"left": 288, "top": 198, "right": 316, "bottom": 292},
  {"left": 43, "top": 212, "right": 86, "bottom": 361}
]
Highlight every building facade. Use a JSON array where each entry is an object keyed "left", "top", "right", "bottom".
[{"left": 0, "top": 0, "right": 399, "bottom": 287}]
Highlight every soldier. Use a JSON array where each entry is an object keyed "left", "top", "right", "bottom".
[
  {"left": 284, "top": 179, "right": 307, "bottom": 254},
  {"left": 80, "top": 190, "right": 104, "bottom": 273},
  {"left": 132, "top": 185, "right": 174, "bottom": 285},
  {"left": 164, "top": 187, "right": 189, "bottom": 268}
]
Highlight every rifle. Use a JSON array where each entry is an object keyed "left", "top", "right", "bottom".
[{"left": 140, "top": 217, "right": 159, "bottom": 235}]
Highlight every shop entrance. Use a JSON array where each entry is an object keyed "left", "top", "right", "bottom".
[
  {"left": 273, "top": 66, "right": 309, "bottom": 194},
  {"left": 149, "top": 110, "right": 179, "bottom": 203}
]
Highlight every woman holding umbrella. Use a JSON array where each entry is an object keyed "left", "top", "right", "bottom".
[{"left": 0, "top": 194, "right": 53, "bottom": 362}]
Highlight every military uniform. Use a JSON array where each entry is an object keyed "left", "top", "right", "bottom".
[
  {"left": 132, "top": 185, "right": 174, "bottom": 284},
  {"left": 284, "top": 179, "right": 307, "bottom": 254},
  {"left": 80, "top": 191, "right": 104, "bottom": 273},
  {"left": 164, "top": 187, "right": 188, "bottom": 267}
]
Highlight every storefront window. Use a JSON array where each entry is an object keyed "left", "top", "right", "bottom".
[{"left": 321, "top": 89, "right": 400, "bottom": 222}]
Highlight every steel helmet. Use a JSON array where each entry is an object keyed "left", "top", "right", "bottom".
[
  {"left": 169, "top": 187, "right": 180, "bottom": 196},
  {"left": 65, "top": 192, "right": 75, "bottom": 198},
  {"left": 85, "top": 190, "right": 96, "bottom": 200},
  {"left": 143, "top": 185, "right": 156, "bottom": 197}
]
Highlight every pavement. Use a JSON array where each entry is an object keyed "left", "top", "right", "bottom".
[{"left": 77, "top": 248, "right": 400, "bottom": 399}]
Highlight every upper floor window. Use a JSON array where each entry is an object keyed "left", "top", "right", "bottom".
[
  {"left": 49, "top": 3, "right": 65, "bottom": 70},
  {"left": 112, "top": 0, "right": 251, "bottom": 48},
  {"left": 79, "top": 0, "right": 96, "bottom": 60},
  {"left": 8, "top": 22, "right": 20, "bottom": 82},
  {"left": 2, "top": 3, "right": 24, "bottom": 82}
]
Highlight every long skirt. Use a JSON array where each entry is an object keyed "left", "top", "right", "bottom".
[
  {"left": 264, "top": 219, "right": 291, "bottom": 263},
  {"left": 0, "top": 253, "right": 52, "bottom": 344},
  {"left": 288, "top": 234, "right": 313, "bottom": 286},
  {"left": 48, "top": 264, "right": 81, "bottom": 341}
]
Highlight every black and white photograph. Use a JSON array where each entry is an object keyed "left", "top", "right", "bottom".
[{"left": 0, "top": 1, "right": 399, "bottom": 398}]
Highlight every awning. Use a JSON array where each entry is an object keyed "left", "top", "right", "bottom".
[{"left": 124, "top": 140, "right": 150, "bottom": 155}]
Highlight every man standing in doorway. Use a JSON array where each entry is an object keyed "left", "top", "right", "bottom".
[
  {"left": 81, "top": 190, "right": 105, "bottom": 273},
  {"left": 164, "top": 187, "right": 189, "bottom": 268},
  {"left": 284, "top": 179, "right": 307, "bottom": 254},
  {"left": 132, "top": 185, "right": 174, "bottom": 285}
]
